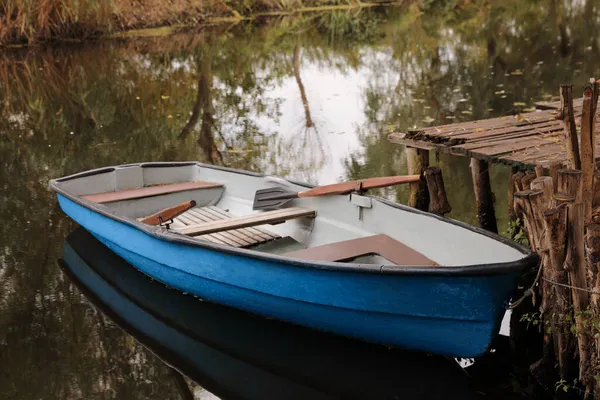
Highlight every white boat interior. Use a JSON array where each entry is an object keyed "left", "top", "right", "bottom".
[{"left": 54, "top": 163, "right": 527, "bottom": 267}]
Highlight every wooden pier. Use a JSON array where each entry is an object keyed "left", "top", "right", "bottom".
[
  {"left": 389, "top": 98, "right": 600, "bottom": 169},
  {"left": 390, "top": 83, "right": 600, "bottom": 398}
]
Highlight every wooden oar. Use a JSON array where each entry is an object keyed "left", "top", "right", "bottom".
[
  {"left": 140, "top": 200, "right": 196, "bottom": 225},
  {"left": 253, "top": 175, "right": 422, "bottom": 210}
]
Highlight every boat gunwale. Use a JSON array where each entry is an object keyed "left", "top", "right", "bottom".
[{"left": 49, "top": 161, "right": 539, "bottom": 277}]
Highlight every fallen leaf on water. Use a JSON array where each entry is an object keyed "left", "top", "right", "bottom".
[
  {"left": 513, "top": 102, "right": 527, "bottom": 107},
  {"left": 488, "top": 108, "right": 494, "bottom": 112},
  {"left": 511, "top": 70, "right": 524, "bottom": 76},
  {"left": 56, "top": 107, "right": 63, "bottom": 116},
  {"left": 524, "top": 107, "right": 537, "bottom": 112},
  {"left": 167, "top": 115, "right": 173, "bottom": 119},
  {"left": 494, "top": 90, "right": 505, "bottom": 95},
  {"left": 501, "top": 95, "right": 507, "bottom": 99},
  {"left": 424, "top": 106, "right": 431, "bottom": 110},
  {"left": 161, "top": 95, "right": 170, "bottom": 100},
  {"left": 537, "top": 61, "right": 544, "bottom": 65},
  {"left": 462, "top": 110, "right": 473, "bottom": 115},
  {"left": 136, "top": 96, "right": 140, "bottom": 100},
  {"left": 422, "top": 117, "right": 435, "bottom": 123},
  {"left": 458, "top": 98, "right": 469, "bottom": 103}
]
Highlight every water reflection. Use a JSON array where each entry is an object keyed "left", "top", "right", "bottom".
[
  {"left": 60, "top": 227, "right": 487, "bottom": 399},
  {"left": 1, "top": 2, "right": 600, "bottom": 397}
]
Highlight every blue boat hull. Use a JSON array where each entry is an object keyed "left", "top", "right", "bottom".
[{"left": 57, "top": 194, "right": 522, "bottom": 357}]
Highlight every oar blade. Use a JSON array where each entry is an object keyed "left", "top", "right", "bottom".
[{"left": 253, "top": 187, "right": 295, "bottom": 210}]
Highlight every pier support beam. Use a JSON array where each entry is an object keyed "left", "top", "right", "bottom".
[
  {"left": 470, "top": 159, "right": 498, "bottom": 233},
  {"left": 406, "top": 147, "right": 430, "bottom": 211},
  {"left": 424, "top": 167, "right": 451, "bottom": 216}
]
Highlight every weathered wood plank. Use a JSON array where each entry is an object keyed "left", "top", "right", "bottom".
[
  {"left": 82, "top": 181, "right": 223, "bottom": 203},
  {"left": 196, "top": 207, "right": 272, "bottom": 243},
  {"left": 388, "top": 96, "right": 600, "bottom": 169},
  {"left": 176, "top": 207, "right": 315, "bottom": 237},
  {"left": 206, "top": 206, "right": 281, "bottom": 240},
  {"left": 183, "top": 211, "right": 248, "bottom": 247}
]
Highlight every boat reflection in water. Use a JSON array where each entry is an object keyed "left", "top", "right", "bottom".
[{"left": 60, "top": 228, "right": 507, "bottom": 400}]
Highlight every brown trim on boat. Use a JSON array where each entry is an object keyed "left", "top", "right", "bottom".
[
  {"left": 82, "top": 181, "right": 224, "bottom": 203},
  {"left": 284, "top": 234, "right": 436, "bottom": 266},
  {"left": 49, "top": 162, "right": 539, "bottom": 277}
]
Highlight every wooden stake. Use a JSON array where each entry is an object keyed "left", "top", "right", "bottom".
[
  {"left": 521, "top": 170, "right": 537, "bottom": 190},
  {"left": 565, "top": 201, "right": 591, "bottom": 385},
  {"left": 535, "top": 165, "right": 546, "bottom": 178},
  {"left": 558, "top": 169, "right": 583, "bottom": 202},
  {"left": 559, "top": 84, "right": 582, "bottom": 169},
  {"left": 470, "top": 159, "right": 498, "bottom": 233},
  {"left": 407, "top": 148, "right": 430, "bottom": 211},
  {"left": 512, "top": 171, "right": 526, "bottom": 191},
  {"left": 508, "top": 169, "right": 520, "bottom": 222},
  {"left": 586, "top": 224, "right": 600, "bottom": 308},
  {"left": 531, "top": 176, "right": 554, "bottom": 209},
  {"left": 543, "top": 206, "right": 571, "bottom": 379},
  {"left": 553, "top": 192, "right": 575, "bottom": 209},
  {"left": 580, "top": 82, "right": 600, "bottom": 225},
  {"left": 514, "top": 190, "right": 541, "bottom": 251},
  {"left": 424, "top": 167, "right": 451, "bottom": 215},
  {"left": 549, "top": 163, "right": 563, "bottom": 194}
]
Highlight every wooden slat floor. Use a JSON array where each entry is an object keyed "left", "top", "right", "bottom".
[
  {"left": 388, "top": 97, "right": 600, "bottom": 168},
  {"left": 171, "top": 206, "right": 281, "bottom": 248}
]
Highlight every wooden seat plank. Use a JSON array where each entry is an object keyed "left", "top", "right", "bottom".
[
  {"left": 175, "top": 214, "right": 229, "bottom": 245},
  {"left": 183, "top": 210, "right": 250, "bottom": 247},
  {"left": 284, "top": 234, "right": 435, "bottom": 266},
  {"left": 187, "top": 209, "right": 256, "bottom": 246},
  {"left": 82, "top": 181, "right": 223, "bottom": 203},
  {"left": 198, "top": 207, "right": 275, "bottom": 242},
  {"left": 175, "top": 207, "right": 316, "bottom": 237},
  {"left": 206, "top": 206, "right": 279, "bottom": 240}
]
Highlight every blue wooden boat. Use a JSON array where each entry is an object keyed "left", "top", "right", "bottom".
[
  {"left": 60, "top": 227, "right": 482, "bottom": 400},
  {"left": 50, "top": 162, "right": 537, "bottom": 357}
]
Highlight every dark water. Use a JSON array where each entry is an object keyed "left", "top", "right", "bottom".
[{"left": 1, "top": 2, "right": 599, "bottom": 398}]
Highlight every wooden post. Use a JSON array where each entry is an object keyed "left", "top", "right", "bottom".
[
  {"left": 514, "top": 190, "right": 541, "bottom": 251},
  {"left": 424, "top": 167, "right": 451, "bottom": 216},
  {"left": 586, "top": 224, "right": 600, "bottom": 310},
  {"left": 535, "top": 165, "right": 545, "bottom": 178},
  {"left": 544, "top": 206, "right": 571, "bottom": 379},
  {"left": 531, "top": 176, "right": 554, "bottom": 209},
  {"left": 549, "top": 163, "right": 563, "bottom": 193},
  {"left": 558, "top": 169, "right": 583, "bottom": 201},
  {"left": 586, "top": 224, "right": 600, "bottom": 399},
  {"left": 406, "top": 148, "right": 430, "bottom": 211},
  {"left": 512, "top": 171, "right": 526, "bottom": 192},
  {"left": 561, "top": 169, "right": 591, "bottom": 386},
  {"left": 521, "top": 170, "right": 537, "bottom": 190},
  {"left": 559, "top": 84, "right": 582, "bottom": 169},
  {"left": 510, "top": 171, "right": 526, "bottom": 221},
  {"left": 470, "top": 159, "right": 497, "bottom": 233},
  {"left": 580, "top": 82, "right": 600, "bottom": 225}
]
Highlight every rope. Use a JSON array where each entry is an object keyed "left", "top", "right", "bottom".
[
  {"left": 542, "top": 277, "right": 600, "bottom": 295},
  {"left": 509, "top": 260, "right": 543, "bottom": 309}
]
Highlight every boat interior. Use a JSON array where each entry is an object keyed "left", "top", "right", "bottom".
[{"left": 54, "top": 163, "right": 527, "bottom": 267}]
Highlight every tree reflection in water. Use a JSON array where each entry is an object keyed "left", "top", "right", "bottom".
[{"left": 1, "top": 2, "right": 599, "bottom": 398}]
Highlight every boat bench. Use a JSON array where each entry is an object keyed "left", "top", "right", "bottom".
[
  {"left": 172, "top": 206, "right": 316, "bottom": 248},
  {"left": 284, "top": 234, "right": 436, "bottom": 266},
  {"left": 171, "top": 206, "right": 281, "bottom": 248},
  {"left": 81, "top": 181, "right": 224, "bottom": 203}
]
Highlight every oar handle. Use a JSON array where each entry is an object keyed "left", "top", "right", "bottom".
[
  {"left": 140, "top": 200, "right": 197, "bottom": 225},
  {"left": 297, "top": 175, "right": 422, "bottom": 198}
]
